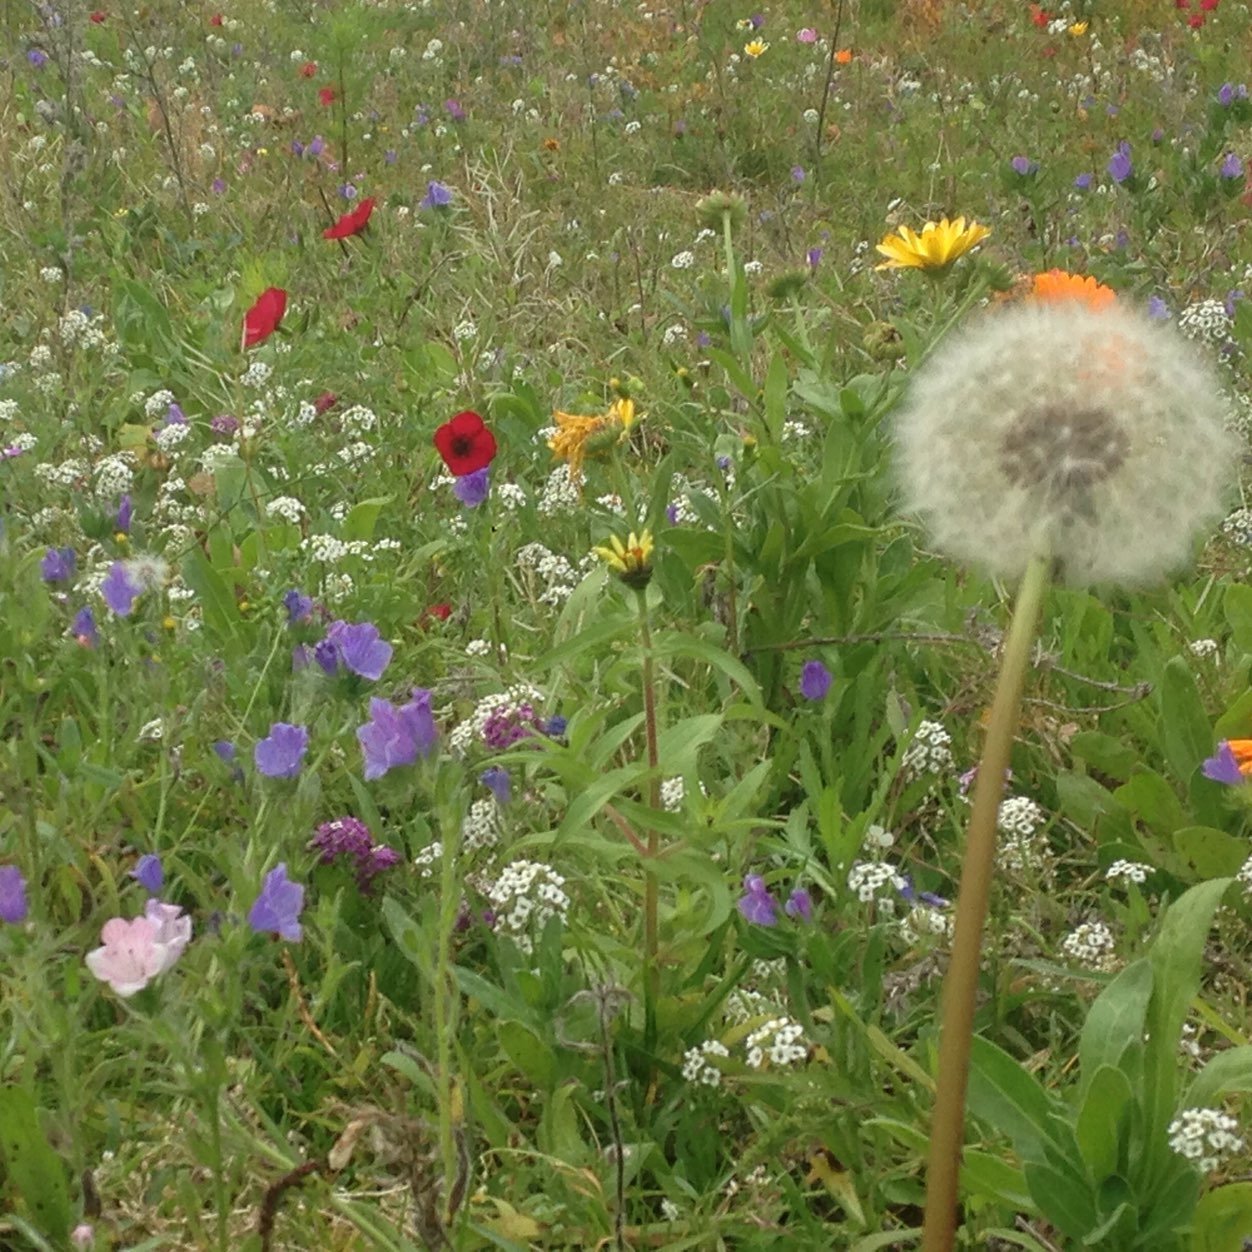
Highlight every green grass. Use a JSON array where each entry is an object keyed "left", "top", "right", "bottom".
[{"left": 2, "top": 0, "right": 1252, "bottom": 1248}]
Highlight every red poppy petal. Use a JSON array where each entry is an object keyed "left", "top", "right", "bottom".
[{"left": 242, "top": 287, "right": 287, "bottom": 349}]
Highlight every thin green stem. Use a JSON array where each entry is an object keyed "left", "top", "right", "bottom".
[
  {"left": 636, "top": 590, "right": 661, "bottom": 1048},
  {"left": 922, "top": 555, "right": 1050, "bottom": 1252},
  {"left": 435, "top": 774, "right": 462, "bottom": 1225}
]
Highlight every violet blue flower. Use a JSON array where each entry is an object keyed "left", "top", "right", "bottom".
[
  {"left": 131, "top": 854, "right": 164, "bottom": 894},
  {"left": 1108, "top": 142, "right": 1133, "bottom": 185},
  {"left": 116, "top": 494, "right": 132, "bottom": 533},
  {"left": 481, "top": 766, "right": 512, "bottom": 805},
  {"left": 0, "top": 865, "right": 28, "bottom": 924},
  {"left": 1073, "top": 172, "right": 1093, "bottom": 191},
  {"left": 247, "top": 862, "right": 304, "bottom": 941},
  {"left": 1010, "top": 155, "right": 1038, "bottom": 176},
  {"left": 254, "top": 723, "right": 309, "bottom": 779},
  {"left": 1219, "top": 152, "right": 1244, "bottom": 180},
  {"left": 898, "top": 875, "right": 950, "bottom": 908},
  {"left": 444, "top": 98, "right": 466, "bottom": 122},
  {"left": 71, "top": 606, "right": 98, "bottom": 646},
  {"left": 313, "top": 637, "right": 340, "bottom": 676},
  {"left": 28, "top": 49, "right": 48, "bottom": 67},
  {"left": 323, "top": 620, "right": 392, "bottom": 681},
  {"left": 357, "top": 689, "right": 438, "bottom": 780},
  {"left": 791, "top": 165, "right": 806, "bottom": 183},
  {"left": 41, "top": 547, "right": 76, "bottom": 584},
  {"left": 419, "top": 179, "right": 454, "bottom": 209},
  {"left": 737, "top": 874, "right": 779, "bottom": 926},
  {"left": 283, "top": 589, "right": 313, "bottom": 625},
  {"left": 784, "top": 887, "right": 813, "bottom": 922},
  {"left": 544, "top": 714, "right": 568, "bottom": 738},
  {"left": 807, "top": 247, "right": 823, "bottom": 269},
  {"left": 800, "top": 660, "right": 833, "bottom": 701},
  {"left": 1147, "top": 295, "right": 1170, "bottom": 320},
  {"left": 101, "top": 561, "right": 142, "bottom": 616},
  {"left": 1202, "top": 741, "right": 1247, "bottom": 786},
  {"left": 452, "top": 466, "right": 491, "bottom": 508}
]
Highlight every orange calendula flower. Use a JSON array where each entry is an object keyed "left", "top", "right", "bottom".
[
  {"left": 549, "top": 397, "right": 636, "bottom": 486},
  {"left": 875, "top": 216, "right": 990, "bottom": 272},
  {"left": 1029, "top": 269, "right": 1116, "bottom": 311},
  {"left": 835, "top": 48, "right": 853, "bottom": 64}
]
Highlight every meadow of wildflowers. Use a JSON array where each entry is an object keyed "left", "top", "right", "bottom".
[{"left": 4, "top": 0, "right": 1252, "bottom": 1247}]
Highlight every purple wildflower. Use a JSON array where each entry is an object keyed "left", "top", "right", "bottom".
[
  {"left": 254, "top": 723, "right": 309, "bottom": 779},
  {"left": 452, "top": 466, "right": 491, "bottom": 508},
  {"left": 791, "top": 165, "right": 806, "bottom": 183},
  {"left": 1202, "top": 741, "right": 1247, "bottom": 786},
  {"left": 247, "top": 863, "right": 304, "bottom": 941},
  {"left": 313, "top": 637, "right": 340, "bottom": 675},
  {"left": 101, "top": 562, "right": 142, "bottom": 616},
  {"left": 419, "top": 180, "right": 454, "bottom": 210},
  {"left": 116, "top": 494, "right": 132, "bottom": 533},
  {"left": 28, "top": 49, "right": 48, "bottom": 67},
  {"left": 807, "top": 247, "right": 823, "bottom": 270},
  {"left": 321, "top": 620, "right": 392, "bottom": 681},
  {"left": 482, "top": 702, "right": 538, "bottom": 750},
  {"left": 737, "top": 874, "right": 779, "bottom": 926},
  {"left": 544, "top": 714, "right": 568, "bottom": 738},
  {"left": 898, "top": 875, "right": 950, "bottom": 909},
  {"left": 357, "top": 689, "right": 438, "bottom": 780},
  {"left": 784, "top": 887, "right": 813, "bottom": 922},
  {"left": 1108, "top": 142, "right": 1133, "bottom": 185},
  {"left": 1010, "top": 155, "right": 1038, "bottom": 176},
  {"left": 311, "top": 817, "right": 400, "bottom": 892},
  {"left": 41, "top": 547, "right": 76, "bottom": 584},
  {"left": 283, "top": 590, "right": 314, "bottom": 625},
  {"left": 799, "top": 660, "right": 833, "bottom": 701},
  {"left": 131, "top": 854, "right": 164, "bottom": 894},
  {"left": 1147, "top": 295, "right": 1170, "bottom": 320},
  {"left": 1220, "top": 152, "right": 1244, "bottom": 180},
  {"left": 307, "top": 135, "right": 326, "bottom": 158},
  {"left": 481, "top": 766, "right": 512, "bottom": 805},
  {"left": 211, "top": 177, "right": 227, "bottom": 194},
  {"left": 69, "top": 607, "right": 98, "bottom": 647},
  {"left": 444, "top": 98, "right": 466, "bottom": 122},
  {"left": 210, "top": 413, "right": 238, "bottom": 437},
  {"left": 0, "top": 866, "right": 28, "bottom": 924},
  {"left": 1073, "top": 172, "right": 1093, "bottom": 191}
]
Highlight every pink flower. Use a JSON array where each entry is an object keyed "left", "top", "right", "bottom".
[
  {"left": 797, "top": 27, "right": 818, "bottom": 42},
  {"left": 85, "top": 900, "right": 191, "bottom": 997}
]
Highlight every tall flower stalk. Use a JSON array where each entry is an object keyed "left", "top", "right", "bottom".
[
  {"left": 636, "top": 585, "right": 661, "bottom": 1041},
  {"left": 922, "top": 555, "right": 1048, "bottom": 1249}
]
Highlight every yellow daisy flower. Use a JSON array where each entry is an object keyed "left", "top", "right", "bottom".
[
  {"left": 548, "top": 397, "right": 636, "bottom": 486},
  {"left": 743, "top": 39, "right": 769, "bottom": 58},
  {"left": 592, "top": 529, "right": 655, "bottom": 588},
  {"left": 874, "top": 216, "right": 990, "bottom": 272}
]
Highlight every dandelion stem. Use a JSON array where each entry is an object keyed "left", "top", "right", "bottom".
[
  {"left": 922, "top": 553, "right": 1050, "bottom": 1252},
  {"left": 636, "top": 588, "right": 661, "bottom": 1050}
]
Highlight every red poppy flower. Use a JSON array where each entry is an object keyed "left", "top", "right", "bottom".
[
  {"left": 323, "top": 197, "right": 376, "bottom": 239},
  {"left": 241, "top": 287, "right": 287, "bottom": 350},
  {"left": 420, "top": 602, "right": 453, "bottom": 629},
  {"left": 89, "top": 9, "right": 107, "bottom": 21},
  {"left": 434, "top": 411, "right": 497, "bottom": 476},
  {"left": 1188, "top": 12, "right": 1205, "bottom": 23},
  {"left": 1199, "top": 0, "right": 1219, "bottom": 10},
  {"left": 318, "top": 87, "right": 336, "bottom": 106},
  {"left": 1029, "top": 3, "right": 1049, "bottom": 26},
  {"left": 313, "top": 391, "right": 338, "bottom": 415},
  {"left": 209, "top": 12, "right": 223, "bottom": 25},
  {"left": 299, "top": 60, "right": 317, "bottom": 77}
]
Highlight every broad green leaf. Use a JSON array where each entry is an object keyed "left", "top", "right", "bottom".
[
  {"left": 966, "top": 1036, "right": 1060, "bottom": 1164},
  {"left": 1076, "top": 1065, "right": 1133, "bottom": 1182},
  {"left": 342, "top": 496, "right": 392, "bottom": 542},
  {"left": 1185, "top": 1045, "right": 1252, "bottom": 1108},
  {"left": 1173, "top": 827, "right": 1249, "bottom": 879},
  {"left": 1079, "top": 960, "right": 1153, "bottom": 1093},
  {"left": 1023, "top": 1159, "right": 1098, "bottom": 1239},
  {"left": 1158, "top": 657, "right": 1214, "bottom": 781},
  {"left": 181, "top": 548, "right": 241, "bottom": 645},
  {"left": 655, "top": 713, "right": 723, "bottom": 773},
  {"left": 1143, "top": 879, "right": 1233, "bottom": 1169},
  {"left": 1070, "top": 731, "right": 1139, "bottom": 783},
  {"left": 380, "top": 896, "right": 426, "bottom": 973},
  {"left": 1222, "top": 583, "right": 1252, "bottom": 655},
  {"left": 1191, "top": 1182, "right": 1252, "bottom": 1252},
  {"left": 497, "top": 1022, "right": 557, "bottom": 1087},
  {"left": 0, "top": 1086, "right": 74, "bottom": 1241},
  {"left": 1115, "top": 771, "right": 1185, "bottom": 836}
]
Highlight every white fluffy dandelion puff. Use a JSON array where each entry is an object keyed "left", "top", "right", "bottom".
[{"left": 894, "top": 302, "right": 1238, "bottom": 585}]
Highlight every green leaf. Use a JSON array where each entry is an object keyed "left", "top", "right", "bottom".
[
  {"left": 966, "top": 1036, "right": 1060, "bottom": 1164},
  {"left": 1191, "top": 1182, "right": 1252, "bottom": 1252},
  {"left": 497, "top": 1022, "right": 557, "bottom": 1087},
  {"left": 1143, "top": 879, "right": 1233, "bottom": 1170},
  {"left": 1070, "top": 732, "right": 1139, "bottom": 783},
  {"left": 1079, "top": 960, "right": 1153, "bottom": 1093},
  {"left": 181, "top": 548, "right": 241, "bottom": 645},
  {"left": 380, "top": 896, "right": 426, "bottom": 974},
  {"left": 1076, "top": 1065, "right": 1133, "bottom": 1182},
  {"left": 1222, "top": 583, "right": 1252, "bottom": 655},
  {"left": 1023, "top": 1159, "right": 1098, "bottom": 1239},
  {"left": 1185, "top": 1045, "right": 1252, "bottom": 1108},
  {"left": 341, "top": 497, "right": 392, "bottom": 542},
  {"left": 655, "top": 713, "right": 723, "bottom": 774},
  {"left": 1173, "top": 827, "right": 1249, "bottom": 879},
  {"left": 0, "top": 1086, "right": 74, "bottom": 1241},
  {"left": 1158, "top": 657, "right": 1214, "bottom": 781},
  {"left": 1114, "top": 771, "right": 1185, "bottom": 836}
]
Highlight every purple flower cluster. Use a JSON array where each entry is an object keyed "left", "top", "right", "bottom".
[
  {"left": 737, "top": 875, "right": 813, "bottom": 926},
  {"left": 310, "top": 817, "right": 401, "bottom": 892},
  {"left": 357, "top": 689, "right": 438, "bottom": 779},
  {"left": 483, "top": 701, "right": 540, "bottom": 750},
  {"left": 316, "top": 619, "right": 393, "bottom": 681}
]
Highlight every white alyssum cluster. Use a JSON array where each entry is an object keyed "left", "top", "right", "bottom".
[
  {"left": 661, "top": 777, "right": 685, "bottom": 811},
  {"left": 94, "top": 454, "right": 135, "bottom": 500},
  {"left": 265, "top": 496, "right": 305, "bottom": 523},
  {"left": 847, "top": 860, "right": 906, "bottom": 904},
  {"left": 898, "top": 905, "right": 953, "bottom": 945},
  {"left": 537, "top": 465, "right": 580, "bottom": 517},
  {"left": 486, "top": 860, "right": 570, "bottom": 954},
  {"left": 1105, "top": 859, "right": 1150, "bottom": 885},
  {"left": 153, "top": 422, "right": 191, "bottom": 452},
  {"left": 448, "top": 683, "right": 545, "bottom": 755},
  {"left": 681, "top": 1039, "right": 730, "bottom": 1086},
  {"left": 998, "top": 796, "right": 1044, "bottom": 837},
  {"left": 1059, "top": 920, "right": 1117, "bottom": 971},
  {"left": 894, "top": 303, "right": 1237, "bottom": 585},
  {"left": 1189, "top": 638, "right": 1219, "bottom": 659},
  {"left": 901, "top": 720, "right": 954, "bottom": 777},
  {"left": 461, "top": 798, "right": 500, "bottom": 852},
  {"left": 1177, "top": 299, "right": 1232, "bottom": 346},
  {"left": 516, "top": 542, "right": 578, "bottom": 606},
  {"left": 1167, "top": 1108, "right": 1245, "bottom": 1174},
  {"left": 413, "top": 841, "right": 442, "bottom": 880},
  {"left": 1237, "top": 853, "right": 1252, "bottom": 897},
  {"left": 744, "top": 1017, "right": 807, "bottom": 1069}
]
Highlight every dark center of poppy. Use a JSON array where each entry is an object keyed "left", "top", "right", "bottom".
[{"left": 451, "top": 435, "right": 474, "bottom": 457}]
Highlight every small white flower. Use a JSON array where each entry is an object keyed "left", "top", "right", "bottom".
[
  {"left": 744, "top": 1017, "right": 807, "bottom": 1069},
  {"left": 680, "top": 1039, "right": 729, "bottom": 1086},
  {"left": 1105, "top": 859, "right": 1150, "bottom": 885},
  {"left": 465, "top": 638, "right": 492, "bottom": 657},
  {"left": 1168, "top": 1107, "right": 1244, "bottom": 1174},
  {"left": 1059, "top": 920, "right": 1117, "bottom": 971},
  {"left": 901, "top": 720, "right": 954, "bottom": 777},
  {"left": 660, "top": 777, "right": 685, "bottom": 811},
  {"left": 847, "top": 861, "right": 906, "bottom": 904},
  {"left": 1189, "top": 638, "right": 1219, "bottom": 659},
  {"left": 670, "top": 250, "right": 696, "bottom": 270}
]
